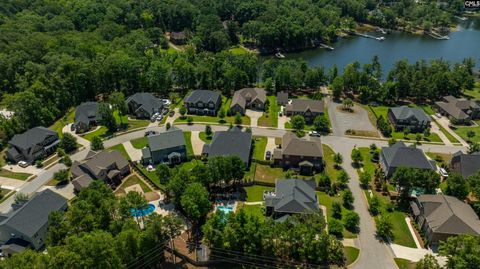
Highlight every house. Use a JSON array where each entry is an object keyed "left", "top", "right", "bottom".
[
  {"left": 183, "top": 90, "right": 222, "bottom": 116},
  {"left": 387, "top": 106, "right": 431, "bottom": 132},
  {"left": 170, "top": 31, "right": 186, "bottom": 45},
  {"left": 410, "top": 194, "right": 480, "bottom": 246},
  {"left": 277, "top": 91, "right": 289, "bottom": 106},
  {"left": 202, "top": 127, "right": 252, "bottom": 167},
  {"left": 265, "top": 179, "right": 319, "bottom": 221},
  {"left": 141, "top": 126, "right": 187, "bottom": 165},
  {"left": 450, "top": 151, "right": 480, "bottom": 179},
  {"left": 70, "top": 150, "right": 130, "bottom": 192},
  {"left": 126, "top": 92, "right": 163, "bottom": 119},
  {"left": 380, "top": 141, "right": 436, "bottom": 177},
  {"left": 6, "top": 127, "right": 59, "bottom": 164},
  {"left": 74, "top": 102, "right": 101, "bottom": 133},
  {"left": 435, "top": 96, "right": 480, "bottom": 124},
  {"left": 284, "top": 99, "right": 324, "bottom": 123},
  {"left": 0, "top": 189, "right": 67, "bottom": 255},
  {"left": 273, "top": 132, "right": 323, "bottom": 175},
  {"left": 229, "top": 88, "right": 267, "bottom": 115}
]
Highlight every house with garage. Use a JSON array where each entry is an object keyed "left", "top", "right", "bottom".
[
  {"left": 435, "top": 96, "right": 480, "bottom": 124},
  {"left": 74, "top": 102, "right": 101, "bottom": 133},
  {"left": 70, "top": 150, "right": 130, "bottom": 192},
  {"left": 284, "top": 99, "right": 324, "bottom": 123},
  {"left": 450, "top": 151, "right": 480, "bottom": 179},
  {"left": 6, "top": 127, "right": 59, "bottom": 164},
  {"left": 126, "top": 92, "right": 164, "bottom": 119},
  {"left": 141, "top": 126, "right": 187, "bottom": 165},
  {"left": 410, "top": 194, "right": 480, "bottom": 247},
  {"left": 380, "top": 141, "right": 436, "bottom": 178},
  {"left": 0, "top": 189, "right": 67, "bottom": 255},
  {"left": 387, "top": 106, "right": 431, "bottom": 132},
  {"left": 229, "top": 88, "right": 267, "bottom": 115},
  {"left": 170, "top": 31, "right": 187, "bottom": 45},
  {"left": 277, "top": 91, "right": 289, "bottom": 106},
  {"left": 264, "top": 179, "right": 319, "bottom": 222},
  {"left": 202, "top": 127, "right": 252, "bottom": 167},
  {"left": 183, "top": 90, "right": 222, "bottom": 116},
  {"left": 273, "top": 132, "right": 323, "bottom": 175}
]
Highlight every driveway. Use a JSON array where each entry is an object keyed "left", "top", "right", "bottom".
[
  {"left": 166, "top": 108, "right": 180, "bottom": 125},
  {"left": 430, "top": 121, "right": 451, "bottom": 146},
  {"left": 1, "top": 164, "right": 43, "bottom": 176},
  {"left": 190, "top": 131, "right": 205, "bottom": 155},
  {"left": 265, "top": 137, "right": 277, "bottom": 155},
  {"left": 278, "top": 115, "right": 288, "bottom": 130},
  {"left": 42, "top": 182, "right": 76, "bottom": 200},
  {"left": 63, "top": 123, "right": 90, "bottom": 148},
  {"left": 123, "top": 141, "right": 143, "bottom": 161},
  {"left": 433, "top": 115, "right": 468, "bottom": 146},
  {"left": 328, "top": 100, "right": 376, "bottom": 137},
  {"left": 245, "top": 110, "right": 263, "bottom": 127},
  {"left": 0, "top": 177, "right": 26, "bottom": 190}
]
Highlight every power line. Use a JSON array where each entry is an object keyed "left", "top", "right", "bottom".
[{"left": 126, "top": 241, "right": 168, "bottom": 269}]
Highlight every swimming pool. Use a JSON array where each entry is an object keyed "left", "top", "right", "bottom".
[
  {"left": 216, "top": 205, "right": 234, "bottom": 214},
  {"left": 130, "top": 203, "right": 155, "bottom": 217}
]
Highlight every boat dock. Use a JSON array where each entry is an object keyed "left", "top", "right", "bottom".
[
  {"left": 354, "top": 32, "right": 385, "bottom": 41},
  {"left": 426, "top": 31, "right": 450, "bottom": 40},
  {"left": 319, "top": 43, "right": 334, "bottom": 50}
]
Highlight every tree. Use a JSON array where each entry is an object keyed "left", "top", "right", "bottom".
[
  {"left": 359, "top": 171, "right": 371, "bottom": 188},
  {"left": 375, "top": 214, "right": 393, "bottom": 241},
  {"left": 218, "top": 108, "right": 226, "bottom": 122},
  {"left": 445, "top": 173, "right": 469, "bottom": 200},
  {"left": 91, "top": 136, "right": 104, "bottom": 151},
  {"left": 332, "top": 202, "right": 342, "bottom": 219},
  {"left": 14, "top": 192, "right": 29, "bottom": 205},
  {"left": 439, "top": 234, "right": 480, "bottom": 269},
  {"left": 156, "top": 164, "right": 171, "bottom": 184},
  {"left": 469, "top": 171, "right": 480, "bottom": 199},
  {"left": 331, "top": 76, "right": 344, "bottom": 100},
  {"left": 343, "top": 189, "right": 354, "bottom": 209},
  {"left": 318, "top": 174, "right": 331, "bottom": 190},
  {"left": 180, "top": 183, "right": 211, "bottom": 230},
  {"left": 403, "top": 127, "right": 411, "bottom": 138},
  {"left": 313, "top": 115, "right": 329, "bottom": 133},
  {"left": 469, "top": 142, "right": 480, "bottom": 154},
  {"left": 343, "top": 211, "right": 359, "bottom": 232},
  {"left": 291, "top": 115, "right": 305, "bottom": 132},
  {"left": 54, "top": 169, "right": 70, "bottom": 184},
  {"left": 166, "top": 122, "right": 171, "bottom": 130},
  {"left": 351, "top": 148, "right": 363, "bottom": 166},
  {"left": 337, "top": 170, "right": 350, "bottom": 187},
  {"left": 333, "top": 153, "right": 343, "bottom": 169},
  {"left": 60, "top": 133, "right": 78, "bottom": 153},
  {"left": 342, "top": 98, "right": 353, "bottom": 111},
  {"left": 108, "top": 92, "right": 128, "bottom": 125},
  {"left": 423, "top": 128, "right": 431, "bottom": 138},
  {"left": 467, "top": 130, "right": 475, "bottom": 142},
  {"left": 234, "top": 112, "right": 242, "bottom": 125},
  {"left": 205, "top": 125, "right": 212, "bottom": 137},
  {"left": 369, "top": 196, "right": 380, "bottom": 216},
  {"left": 416, "top": 254, "right": 441, "bottom": 269},
  {"left": 415, "top": 133, "right": 422, "bottom": 144},
  {"left": 98, "top": 103, "right": 117, "bottom": 132},
  {"left": 187, "top": 116, "right": 193, "bottom": 125},
  {"left": 388, "top": 138, "right": 397, "bottom": 146},
  {"left": 328, "top": 218, "right": 344, "bottom": 237},
  {"left": 179, "top": 106, "right": 187, "bottom": 118}
]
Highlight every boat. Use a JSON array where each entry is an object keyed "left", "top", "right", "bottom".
[
  {"left": 454, "top": 16, "right": 468, "bottom": 21},
  {"left": 319, "top": 43, "right": 334, "bottom": 50},
  {"left": 377, "top": 36, "right": 386, "bottom": 41},
  {"left": 275, "top": 52, "right": 285, "bottom": 59}
]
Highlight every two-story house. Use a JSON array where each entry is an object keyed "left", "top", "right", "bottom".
[
  {"left": 126, "top": 92, "right": 163, "bottom": 119},
  {"left": 74, "top": 102, "right": 101, "bottom": 133},
  {"left": 284, "top": 99, "right": 324, "bottom": 123},
  {"left": 387, "top": 106, "right": 431, "bottom": 132},
  {"left": 6, "top": 127, "right": 59, "bottom": 164},
  {"left": 141, "top": 126, "right": 187, "bottom": 165},
  {"left": 435, "top": 96, "right": 480, "bottom": 124},
  {"left": 202, "top": 127, "right": 252, "bottom": 167},
  {"left": 273, "top": 132, "right": 323, "bottom": 175},
  {"left": 380, "top": 141, "right": 436, "bottom": 178},
  {"left": 183, "top": 90, "right": 222, "bottom": 116},
  {"left": 450, "top": 151, "right": 480, "bottom": 179},
  {"left": 229, "top": 88, "right": 267, "bottom": 115}
]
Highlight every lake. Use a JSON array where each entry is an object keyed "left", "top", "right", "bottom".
[{"left": 286, "top": 17, "right": 480, "bottom": 73}]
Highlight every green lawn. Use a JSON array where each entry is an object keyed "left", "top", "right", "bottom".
[
  {"left": 317, "top": 191, "right": 357, "bottom": 238},
  {"left": 253, "top": 136, "right": 267, "bottom": 160},
  {"left": 242, "top": 185, "right": 274, "bottom": 202},
  {"left": 115, "top": 110, "right": 149, "bottom": 131},
  {"left": 116, "top": 175, "right": 153, "bottom": 195},
  {"left": 434, "top": 119, "right": 460, "bottom": 143},
  {"left": 240, "top": 204, "right": 264, "bottom": 219},
  {"left": 426, "top": 152, "right": 452, "bottom": 166},
  {"left": 199, "top": 132, "right": 213, "bottom": 144},
  {"left": 0, "top": 169, "right": 32, "bottom": 180},
  {"left": 82, "top": 126, "right": 111, "bottom": 141},
  {"left": 322, "top": 144, "right": 341, "bottom": 182},
  {"left": 107, "top": 144, "right": 130, "bottom": 160},
  {"left": 131, "top": 137, "right": 148, "bottom": 149},
  {"left": 258, "top": 96, "right": 279, "bottom": 128},
  {"left": 228, "top": 46, "right": 248, "bottom": 55},
  {"left": 454, "top": 121, "right": 480, "bottom": 143},
  {"left": 135, "top": 164, "right": 163, "bottom": 189},
  {"left": 49, "top": 108, "right": 75, "bottom": 136},
  {"left": 394, "top": 258, "right": 416, "bottom": 269},
  {"left": 344, "top": 247, "right": 360, "bottom": 266},
  {"left": 254, "top": 164, "right": 284, "bottom": 184},
  {"left": 463, "top": 82, "right": 480, "bottom": 100},
  {"left": 183, "top": 132, "right": 194, "bottom": 156},
  {"left": 357, "top": 148, "right": 377, "bottom": 176}
]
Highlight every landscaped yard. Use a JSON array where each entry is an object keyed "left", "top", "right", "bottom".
[
  {"left": 425, "top": 152, "right": 452, "bottom": 167},
  {"left": 130, "top": 137, "right": 148, "bottom": 149},
  {"left": 242, "top": 185, "right": 274, "bottom": 202},
  {"left": 239, "top": 203, "right": 264, "bottom": 219},
  {"left": 82, "top": 126, "right": 111, "bottom": 141},
  {"left": 49, "top": 108, "right": 75, "bottom": 136},
  {"left": 115, "top": 174, "right": 153, "bottom": 195},
  {"left": 183, "top": 132, "right": 194, "bottom": 156},
  {"left": 454, "top": 121, "right": 480, "bottom": 143},
  {"left": 344, "top": 247, "right": 360, "bottom": 266},
  {"left": 254, "top": 164, "right": 284, "bottom": 184},
  {"left": 463, "top": 82, "right": 480, "bottom": 100},
  {"left": 199, "top": 131, "right": 212, "bottom": 144},
  {"left": 434, "top": 119, "right": 460, "bottom": 143},
  {"left": 107, "top": 144, "right": 130, "bottom": 160},
  {"left": 321, "top": 144, "right": 341, "bottom": 182},
  {"left": 258, "top": 96, "right": 279, "bottom": 127},
  {"left": 253, "top": 136, "right": 267, "bottom": 160},
  {"left": 317, "top": 191, "right": 357, "bottom": 238},
  {"left": 0, "top": 169, "right": 32, "bottom": 180}
]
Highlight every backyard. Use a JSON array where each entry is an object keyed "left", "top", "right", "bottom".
[
  {"left": 49, "top": 109, "right": 75, "bottom": 136},
  {"left": 258, "top": 96, "right": 279, "bottom": 127},
  {"left": 242, "top": 185, "right": 274, "bottom": 202},
  {"left": 322, "top": 144, "right": 341, "bottom": 182},
  {"left": 253, "top": 164, "right": 284, "bottom": 184},
  {"left": 115, "top": 174, "right": 153, "bottom": 196}
]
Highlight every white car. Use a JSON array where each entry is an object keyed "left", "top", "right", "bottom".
[
  {"left": 309, "top": 131, "right": 321, "bottom": 137},
  {"left": 18, "top": 161, "right": 28, "bottom": 168},
  {"left": 439, "top": 168, "right": 448, "bottom": 178},
  {"left": 161, "top": 99, "right": 171, "bottom": 106}
]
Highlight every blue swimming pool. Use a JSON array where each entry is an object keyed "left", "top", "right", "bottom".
[
  {"left": 216, "top": 205, "right": 234, "bottom": 214},
  {"left": 130, "top": 204, "right": 155, "bottom": 217}
]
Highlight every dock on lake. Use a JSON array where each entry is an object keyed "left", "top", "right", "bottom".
[{"left": 354, "top": 32, "right": 385, "bottom": 41}]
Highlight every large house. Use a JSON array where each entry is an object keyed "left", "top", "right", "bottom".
[
  {"left": 170, "top": 31, "right": 186, "bottom": 45},
  {"left": 0, "top": 189, "right": 67, "bottom": 255},
  {"left": 71, "top": 150, "right": 130, "bottom": 192},
  {"left": 450, "top": 151, "right": 480, "bottom": 179},
  {"left": 410, "top": 194, "right": 480, "bottom": 247},
  {"left": 265, "top": 179, "right": 319, "bottom": 221},
  {"left": 74, "top": 102, "right": 101, "bottom": 133},
  {"left": 380, "top": 141, "right": 436, "bottom": 177},
  {"left": 284, "top": 99, "right": 324, "bottom": 123},
  {"left": 141, "top": 126, "right": 187, "bottom": 165},
  {"left": 435, "top": 96, "right": 480, "bottom": 124},
  {"left": 126, "top": 92, "right": 163, "bottom": 119},
  {"left": 183, "top": 90, "right": 222, "bottom": 116},
  {"left": 387, "top": 106, "right": 431, "bottom": 132},
  {"left": 202, "top": 127, "right": 252, "bottom": 167},
  {"left": 273, "top": 132, "right": 323, "bottom": 175},
  {"left": 229, "top": 88, "right": 267, "bottom": 115},
  {"left": 6, "top": 127, "right": 59, "bottom": 164}
]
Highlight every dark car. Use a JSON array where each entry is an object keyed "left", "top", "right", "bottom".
[
  {"left": 169, "top": 110, "right": 175, "bottom": 117},
  {"left": 144, "top": 130, "right": 157, "bottom": 137},
  {"left": 265, "top": 151, "right": 272, "bottom": 160}
]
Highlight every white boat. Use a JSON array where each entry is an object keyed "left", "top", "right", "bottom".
[
  {"left": 377, "top": 36, "right": 386, "bottom": 41},
  {"left": 275, "top": 52, "right": 285, "bottom": 59}
]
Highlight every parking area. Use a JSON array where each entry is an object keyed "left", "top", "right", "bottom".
[{"left": 328, "top": 101, "right": 376, "bottom": 137}]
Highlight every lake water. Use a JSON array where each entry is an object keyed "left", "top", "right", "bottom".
[{"left": 287, "top": 18, "right": 480, "bottom": 73}]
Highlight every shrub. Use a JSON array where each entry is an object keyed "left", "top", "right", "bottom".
[{"left": 328, "top": 218, "right": 344, "bottom": 237}]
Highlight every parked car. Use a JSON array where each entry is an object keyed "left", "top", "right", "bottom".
[
  {"left": 162, "top": 108, "right": 169, "bottom": 115},
  {"left": 265, "top": 151, "right": 271, "bottom": 160},
  {"left": 161, "top": 99, "right": 171, "bottom": 106},
  {"left": 448, "top": 124, "right": 457, "bottom": 130},
  {"left": 144, "top": 130, "right": 157, "bottom": 137},
  {"left": 150, "top": 116, "right": 157, "bottom": 122},
  {"left": 169, "top": 110, "right": 175, "bottom": 117},
  {"left": 18, "top": 161, "right": 28, "bottom": 168},
  {"left": 156, "top": 115, "right": 164, "bottom": 122},
  {"left": 309, "top": 131, "right": 321, "bottom": 137},
  {"left": 439, "top": 167, "right": 448, "bottom": 178}
]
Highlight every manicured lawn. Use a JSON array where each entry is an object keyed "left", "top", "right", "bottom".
[
  {"left": 254, "top": 164, "right": 284, "bottom": 184},
  {"left": 131, "top": 137, "right": 148, "bottom": 149},
  {"left": 115, "top": 110, "right": 149, "bottom": 131},
  {"left": 124, "top": 119, "right": 149, "bottom": 130},
  {"left": 242, "top": 185, "right": 274, "bottom": 202},
  {"left": 49, "top": 109, "right": 75, "bottom": 136},
  {"left": 426, "top": 152, "right": 452, "bottom": 166},
  {"left": 199, "top": 132, "right": 212, "bottom": 144},
  {"left": 357, "top": 148, "right": 377, "bottom": 176},
  {"left": 344, "top": 247, "right": 359, "bottom": 266},
  {"left": 116, "top": 175, "right": 153, "bottom": 195},
  {"left": 0, "top": 190, "right": 15, "bottom": 204},
  {"left": 434, "top": 119, "right": 460, "bottom": 143},
  {"left": 228, "top": 46, "right": 248, "bottom": 55},
  {"left": 240, "top": 204, "right": 264, "bottom": 219},
  {"left": 82, "top": 126, "right": 111, "bottom": 141},
  {"left": 463, "top": 82, "right": 480, "bottom": 100},
  {"left": 322, "top": 144, "right": 341, "bottom": 182},
  {"left": 317, "top": 191, "right": 357, "bottom": 238},
  {"left": 0, "top": 169, "right": 32, "bottom": 180},
  {"left": 388, "top": 211, "right": 416, "bottom": 248},
  {"left": 394, "top": 258, "right": 416, "bottom": 269},
  {"left": 390, "top": 131, "right": 442, "bottom": 143},
  {"left": 454, "top": 122, "right": 480, "bottom": 143},
  {"left": 253, "top": 136, "right": 267, "bottom": 161},
  {"left": 107, "top": 144, "right": 130, "bottom": 160},
  {"left": 258, "top": 96, "right": 279, "bottom": 128},
  {"left": 135, "top": 164, "right": 162, "bottom": 188},
  {"left": 183, "top": 132, "right": 194, "bottom": 156}
]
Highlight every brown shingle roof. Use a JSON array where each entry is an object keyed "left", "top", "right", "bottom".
[
  {"left": 281, "top": 132, "right": 323, "bottom": 157},
  {"left": 230, "top": 88, "right": 266, "bottom": 110},
  {"left": 285, "top": 99, "right": 324, "bottom": 114}
]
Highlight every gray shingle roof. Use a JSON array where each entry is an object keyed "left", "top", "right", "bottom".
[
  {"left": 126, "top": 92, "right": 163, "bottom": 116},
  {"left": 265, "top": 179, "right": 319, "bottom": 214},
  {"left": 417, "top": 194, "right": 480, "bottom": 235},
  {"left": 381, "top": 142, "right": 435, "bottom": 171},
  {"left": 389, "top": 106, "right": 430, "bottom": 123},
  {"left": 451, "top": 151, "right": 480, "bottom": 179},
  {"left": 75, "top": 102, "right": 101, "bottom": 126},
  {"left": 147, "top": 126, "right": 185, "bottom": 151},
  {"left": 9, "top": 127, "right": 57, "bottom": 151},
  {"left": 71, "top": 150, "right": 129, "bottom": 179},
  {"left": 277, "top": 91, "right": 289, "bottom": 105},
  {"left": 2, "top": 189, "right": 67, "bottom": 238},
  {"left": 285, "top": 99, "right": 324, "bottom": 114},
  {"left": 202, "top": 127, "right": 252, "bottom": 164},
  {"left": 281, "top": 132, "right": 323, "bottom": 157},
  {"left": 230, "top": 88, "right": 266, "bottom": 110},
  {"left": 184, "top": 90, "right": 221, "bottom": 104},
  {"left": 435, "top": 96, "right": 478, "bottom": 120}
]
